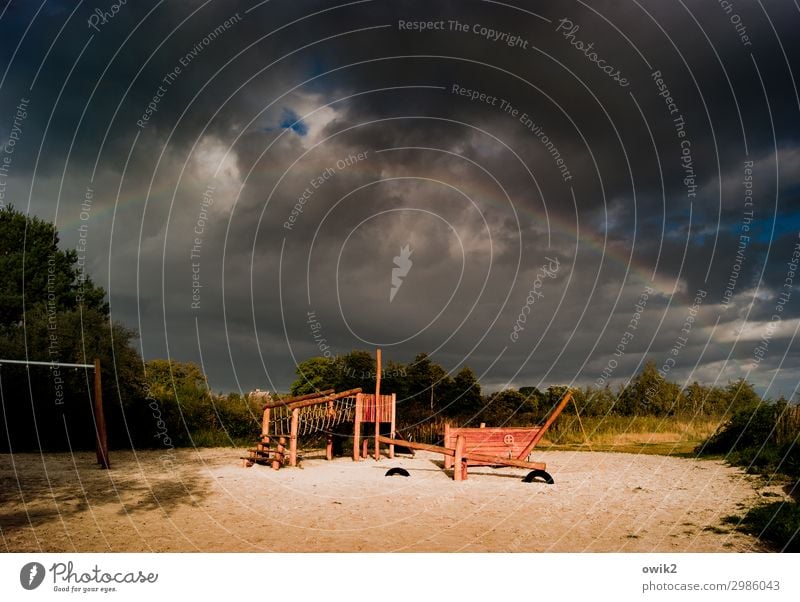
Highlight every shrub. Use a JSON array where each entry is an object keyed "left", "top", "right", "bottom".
[
  {"left": 737, "top": 501, "right": 800, "bottom": 552},
  {"left": 699, "top": 399, "right": 788, "bottom": 457}
]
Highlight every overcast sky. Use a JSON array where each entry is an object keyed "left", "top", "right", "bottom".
[{"left": 1, "top": 0, "right": 799, "bottom": 398}]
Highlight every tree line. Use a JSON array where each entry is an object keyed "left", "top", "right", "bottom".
[
  {"left": 0, "top": 205, "right": 793, "bottom": 453},
  {"left": 290, "top": 351, "right": 773, "bottom": 432}
]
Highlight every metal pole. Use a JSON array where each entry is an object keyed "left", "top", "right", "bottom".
[{"left": 0, "top": 359, "right": 94, "bottom": 369}]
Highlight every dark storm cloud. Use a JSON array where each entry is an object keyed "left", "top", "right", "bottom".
[{"left": 2, "top": 0, "right": 799, "bottom": 396}]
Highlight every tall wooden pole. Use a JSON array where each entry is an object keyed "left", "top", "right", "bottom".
[
  {"left": 443, "top": 423, "right": 452, "bottom": 470},
  {"left": 289, "top": 408, "right": 299, "bottom": 467},
  {"left": 374, "top": 348, "right": 381, "bottom": 461},
  {"left": 353, "top": 393, "right": 362, "bottom": 461},
  {"left": 517, "top": 391, "right": 573, "bottom": 459},
  {"left": 389, "top": 392, "right": 396, "bottom": 459},
  {"left": 93, "top": 358, "right": 110, "bottom": 469}
]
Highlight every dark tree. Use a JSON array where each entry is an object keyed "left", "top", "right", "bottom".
[
  {"left": 0, "top": 206, "right": 144, "bottom": 452},
  {"left": 0, "top": 205, "right": 107, "bottom": 330}
]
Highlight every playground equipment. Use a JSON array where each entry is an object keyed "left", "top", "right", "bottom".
[
  {"left": 440, "top": 390, "right": 572, "bottom": 482},
  {"left": 244, "top": 348, "right": 570, "bottom": 483},
  {"left": 0, "top": 357, "right": 109, "bottom": 468},
  {"left": 378, "top": 390, "right": 573, "bottom": 482},
  {"left": 241, "top": 385, "right": 398, "bottom": 468}
]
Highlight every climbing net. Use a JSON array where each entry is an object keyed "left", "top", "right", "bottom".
[{"left": 269, "top": 396, "right": 357, "bottom": 437}]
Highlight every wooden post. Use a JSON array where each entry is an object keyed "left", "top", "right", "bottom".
[
  {"left": 262, "top": 407, "right": 270, "bottom": 439},
  {"left": 374, "top": 348, "right": 381, "bottom": 461},
  {"left": 353, "top": 392, "right": 362, "bottom": 461},
  {"left": 93, "top": 358, "right": 110, "bottom": 469},
  {"left": 444, "top": 423, "right": 452, "bottom": 470},
  {"left": 389, "top": 392, "right": 396, "bottom": 459},
  {"left": 326, "top": 398, "right": 334, "bottom": 460},
  {"left": 272, "top": 437, "right": 286, "bottom": 470},
  {"left": 454, "top": 434, "right": 465, "bottom": 481},
  {"left": 289, "top": 408, "right": 299, "bottom": 467}
]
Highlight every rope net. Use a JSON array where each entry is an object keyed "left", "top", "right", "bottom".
[{"left": 269, "top": 396, "right": 356, "bottom": 437}]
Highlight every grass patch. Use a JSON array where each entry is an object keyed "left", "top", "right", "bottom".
[
  {"left": 538, "top": 415, "right": 720, "bottom": 456},
  {"left": 540, "top": 441, "right": 700, "bottom": 456},
  {"left": 731, "top": 502, "right": 800, "bottom": 552}
]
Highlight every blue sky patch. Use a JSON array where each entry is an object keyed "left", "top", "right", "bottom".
[{"left": 279, "top": 108, "right": 308, "bottom": 136}]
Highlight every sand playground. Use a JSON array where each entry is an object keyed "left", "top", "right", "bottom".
[{"left": 0, "top": 447, "right": 780, "bottom": 552}]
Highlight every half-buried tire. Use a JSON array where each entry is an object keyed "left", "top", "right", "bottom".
[
  {"left": 523, "top": 470, "right": 554, "bottom": 484},
  {"left": 385, "top": 467, "right": 410, "bottom": 477}
]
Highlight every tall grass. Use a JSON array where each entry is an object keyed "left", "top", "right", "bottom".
[
  {"left": 544, "top": 414, "right": 721, "bottom": 448},
  {"left": 396, "top": 414, "right": 722, "bottom": 455}
]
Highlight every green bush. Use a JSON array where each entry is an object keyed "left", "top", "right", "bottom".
[
  {"left": 697, "top": 398, "right": 799, "bottom": 551},
  {"left": 737, "top": 501, "right": 800, "bottom": 552},
  {"left": 699, "top": 400, "right": 788, "bottom": 457}
]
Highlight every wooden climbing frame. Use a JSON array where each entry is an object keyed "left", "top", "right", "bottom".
[
  {"left": 243, "top": 349, "right": 399, "bottom": 469},
  {"left": 242, "top": 388, "right": 362, "bottom": 468}
]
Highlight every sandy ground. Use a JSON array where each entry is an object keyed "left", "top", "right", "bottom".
[{"left": 0, "top": 447, "right": 782, "bottom": 552}]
